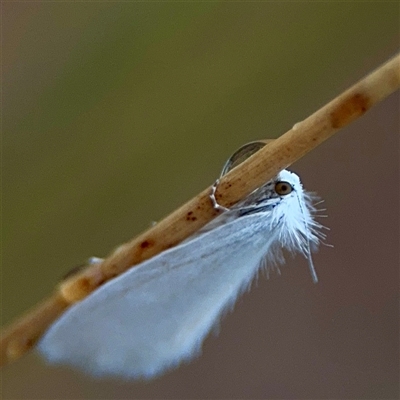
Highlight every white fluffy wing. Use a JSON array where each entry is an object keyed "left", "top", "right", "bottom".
[{"left": 38, "top": 212, "right": 278, "bottom": 379}]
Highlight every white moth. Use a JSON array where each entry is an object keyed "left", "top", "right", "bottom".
[{"left": 38, "top": 142, "right": 325, "bottom": 379}]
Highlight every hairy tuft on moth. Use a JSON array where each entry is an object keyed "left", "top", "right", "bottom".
[{"left": 37, "top": 141, "right": 326, "bottom": 379}]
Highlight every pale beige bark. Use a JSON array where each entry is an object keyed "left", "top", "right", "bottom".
[{"left": 1, "top": 53, "right": 399, "bottom": 367}]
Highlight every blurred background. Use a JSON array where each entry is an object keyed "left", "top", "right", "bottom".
[{"left": 2, "top": 3, "right": 398, "bottom": 399}]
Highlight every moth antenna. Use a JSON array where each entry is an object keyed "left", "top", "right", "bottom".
[
  {"left": 306, "top": 242, "right": 318, "bottom": 284},
  {"left": 295, "top": 191, "right": 318, "bottom": 284}
]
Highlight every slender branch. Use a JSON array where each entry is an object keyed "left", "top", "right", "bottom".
[{"left": 1, "top": 53, "right": 399, "bottom": 367}]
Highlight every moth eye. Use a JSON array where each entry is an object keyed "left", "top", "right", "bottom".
[{"left": 275, "top": 181, "right": 293, "bottom": 196}]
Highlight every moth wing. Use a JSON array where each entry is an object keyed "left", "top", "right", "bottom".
[{"left": 38, "top": 212, "right": 276, "bottom": 379}]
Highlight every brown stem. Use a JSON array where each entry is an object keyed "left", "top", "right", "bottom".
[{"left": 1, "top": 53, "right": 399, "bottom": 368}]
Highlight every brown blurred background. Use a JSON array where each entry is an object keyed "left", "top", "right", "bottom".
[{"left": 2, "top": 3, "right": 398, "bottom": 399}]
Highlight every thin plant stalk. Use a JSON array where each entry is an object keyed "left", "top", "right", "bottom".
[{"left": 1, "top": 53, "right": 399, "bottom": 367}]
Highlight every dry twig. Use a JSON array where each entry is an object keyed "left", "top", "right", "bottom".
[{"left": 1, "top": 53, "right": 399, "bottom": 367}]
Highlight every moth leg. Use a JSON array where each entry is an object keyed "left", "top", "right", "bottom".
[
  {"left": 61, "top": 257, "right": 104, "bottom": 280},
  {"left": 87, "top": 257, "right": 104, "bottom": 264},
  {"left": 210, "top": 179, "right": 230, "bottom": 212}
]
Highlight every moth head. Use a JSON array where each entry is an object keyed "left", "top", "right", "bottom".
[
  {"left": 274, "top": 181, "right": 293, "bottom": 196},
  {"left": 273, "top": 170, "right": 321, "bottom": 283}
]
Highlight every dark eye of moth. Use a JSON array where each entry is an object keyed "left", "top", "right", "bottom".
[{"left": 275, "top": 181, "right": 293, "bottom": 196}]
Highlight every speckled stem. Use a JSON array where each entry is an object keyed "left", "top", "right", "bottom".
[{"left": 1, "top": 53, "right": 399, "bottom": 367}]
